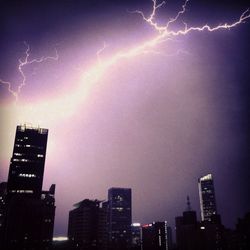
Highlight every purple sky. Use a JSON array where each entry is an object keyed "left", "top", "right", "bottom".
[{"left": 0, "top": 0, "right": 249, "bottom": 236}]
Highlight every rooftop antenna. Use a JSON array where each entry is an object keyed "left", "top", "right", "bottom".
[{"left": 186, "top": 195, "right": 191, "bottom": 211}]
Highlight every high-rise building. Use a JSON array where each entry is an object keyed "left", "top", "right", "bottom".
[
  {"left": 68, "top": 199, "right": 107, "bottom": 250},
  {"left": 7, "top": 125, "right": 48, "bottom": 199},
  {"left": 198, "top": 174, "right": 217, "bottom": 222},
  {"left": 107, "top": 187, "right": 132, "bottom": 250},
  {"left": 3, "top": 125, "right": 56, "bottom": 250},
  {"left": 141, "top": 221, "right": 171, "bottom": 250},
  {"left": 131, "top": 223, "right": 141, "bottom": 250}
]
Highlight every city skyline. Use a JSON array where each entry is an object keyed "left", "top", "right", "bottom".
[{"left": 0, "top": 0, "right": 250, "bottom": 237}]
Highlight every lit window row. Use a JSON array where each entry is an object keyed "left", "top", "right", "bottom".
[
  {"left": 14, "top": 153, "right": 22, "bottom": 156},
  {"left": 13, "top": 159, "right": 29, "bottom": 162},
  {"left": 37, "top": 154, "right": 44, "bottom": 158},
  {"left": 112, "top": 207, "right": 124, "bottom": 211},
  {"left": 19, "top": 173, "right": 36, "bottom": 178},
  {"left": 10, "top": 190, "right": 34, "bottom": 194}
]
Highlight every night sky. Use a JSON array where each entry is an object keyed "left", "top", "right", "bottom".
[{"left": 0, "top": 0, "right": 249, "bottom": 236}]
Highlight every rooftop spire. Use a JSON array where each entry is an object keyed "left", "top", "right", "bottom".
[{"left": 186, "top": 195, "right": 191, "bottom": 211}]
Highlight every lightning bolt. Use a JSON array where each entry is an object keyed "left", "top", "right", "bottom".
[
  {"left": 51, "top": 0, "right": 250, "bottom": 121},
  {"left": 0, "top": 41, "right": 58, "bottom": 102},
  {"left": 1, "top": 0, "right": 249, "bottom": 124},
  {"left": 86, "top": 1, "right": 249, "bottom": 88},
  {"left": 96, "top": 41, "right": 108, "bottom": 64}
]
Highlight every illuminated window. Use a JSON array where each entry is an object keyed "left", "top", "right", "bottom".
[
  {"left": 16, "top": 190, "right": 33, "bottom": 194},
  {"left": 14, "top": 153, "right": 22, "bottom": 156},
  {"left": 19, "top": 173, "right": 36, "bottom": 178}
]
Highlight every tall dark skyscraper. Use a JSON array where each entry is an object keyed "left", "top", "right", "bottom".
[
  {"left": 107, "top": 187, "right": 132, "bottom": 250},
  {"left": 198, "top": 174, "right": 217, "bottom": 222},
  {"left": 2, "top": 125, "right": 56, "bottom": 250},
  {"left": 7, "top": 125, "right": 48, "bottom": 198}
]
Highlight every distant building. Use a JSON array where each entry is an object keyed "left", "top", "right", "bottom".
[
  {"left": 68, "top": 199, "right": 107, "bottom": 250},
  {"left": 141, "top": 221, "right": 171, "bottom": 250},
  {"left": 131, "top": 223, "right": 141, "bottom": 250},
  {"left": 107, "top": 187, "right": 132, "bottom": 250},
  {"left": 198, "top": 174, "right": 217, "bottom": 222},
  {"left": 234, "top": 212, "right": 250, "bottom": 250},
  {"left": 175, "top": 197, "right": 201, "bottom": 250},
  {"left": 3, "top": 125, "right": 56, "bottom": 250},
  {"left": 199, "top": 214, "right": 225, "bottom": 250}
]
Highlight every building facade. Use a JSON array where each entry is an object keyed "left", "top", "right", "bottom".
[
  {"left": 141, "top": 221, "right": 170, "bottom": 250},
  {"left": 131, "top": 223, "right": 141, "bottom": 250},
  {"left": 107, "top": 187, "right": 132, "bottom": 250},
  {"left": 2, "top": 125, "right": 55, "bottom": 250},
  {"left": 198, "top": 174, "right": 217, "bottom": 222},
  {"left": 68, "top": 199, "right": 107, "bottom": 250},
  {"left": 7, "top": 125, "right": 48, "bottom": 199}
]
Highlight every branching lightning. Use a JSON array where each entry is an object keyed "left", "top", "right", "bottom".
[
  {"left": 1, "top": 0, "right": 249, "bottom": 113},
  {"left": 103, "top": 0, "right": 250, "bottom": 62},
  {"left": 85, "top": 0, "right": 249, "bottom": 90},
  {"left": 0, "top": 41, "right": 58, "bottom": 102}
]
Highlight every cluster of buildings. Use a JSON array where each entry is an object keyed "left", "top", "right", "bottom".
[{"left": 0, "top": 125, "right": 249, "bottom": 250}]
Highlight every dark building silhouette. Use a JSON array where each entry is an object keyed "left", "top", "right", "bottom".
[
  {"left": 166, "top": 226, "right": 173, "bottom": 250},
  {"left": 0, "top": 182, "right": 7, "bottom": 248},
  {"left": 107, "top": 187, "right": 132, "bottom": 250},
  {"left": 175, "top": 196, "right": 228, "bottom": 250},
  {"left": 175, "top": 197, "right": 201, "bottom": 250},
  {"left": 233, "top": 212, "right": 250, "bottom": 250},
  {"left": 198, "top": 174, "right": 217, "bottom": 222},
  {"left": 2, "top": 125, "right": 56, "bottom": 250},
  {"left": 141, "top": 221, "right": 171, "bottom": 250},
  {"left": 199, "top": 214, "right": 225, "bottom": 250},
  {"left": 7, "top": 125, "right": 48, "bottom": 199},
  {"left": 131, "top": 223, "right": 141, "bottom": 250},
  {"left": 68, "top": 199, "right": 108, "bottom": 250}
]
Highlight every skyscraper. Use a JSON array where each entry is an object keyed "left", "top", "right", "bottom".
[
  {"left": 68, "top": 199, "right": 108, "bottom": 250},
  {"left": 3, "top": 125, "right": 55, "bottom": 250},
  {"left": 107, "top": 187, "right": 132, "bottom": 250},
  {"left": 198, "top": 174, "right": 217, "bottom": 222},
  {"left": 7, "top": 125, "right": 48, "bottom": 199},
  {"left": 131, "top": 223, "right": 141, "bottom": 250}
]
